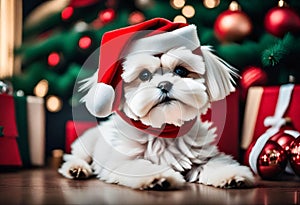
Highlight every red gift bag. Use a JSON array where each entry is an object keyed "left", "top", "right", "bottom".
[{"left": 0, "top": 94, "right": 22, "bottom": 166}]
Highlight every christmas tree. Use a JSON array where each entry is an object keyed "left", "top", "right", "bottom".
[{"left": 9, "top": 0, "right": 300, "bottom": 155}]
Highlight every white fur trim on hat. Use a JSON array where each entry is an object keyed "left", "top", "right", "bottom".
[
  {"left": 83, "top": 83, "right": 115, "bottom": 118},
  {"left": 125, "top": 25, "right": 200, "bottom": 56}
]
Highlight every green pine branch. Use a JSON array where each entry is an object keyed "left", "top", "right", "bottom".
[{"left": 261, "top": 33, "right": 295, "bottom": 67}]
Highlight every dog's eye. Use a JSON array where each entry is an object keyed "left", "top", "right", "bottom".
[
  {"left": 139, "top": 69, "right": 152, "bottom": 81},
  {"left": 174, "top": 66, "right": 189, "bottom": 77}
]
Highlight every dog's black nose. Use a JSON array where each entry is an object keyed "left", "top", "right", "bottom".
[{"left": 158, "top": 81, "right": 173, "bottom": 93}]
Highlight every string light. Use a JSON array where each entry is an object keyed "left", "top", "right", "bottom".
[
  {"left": 128, "top": 11, "right": 145, "bottom": 25},
  {"left": 61, "top": 7, "right": 74, "bottom": 20},
  {"left": 182, "top": 5, "right": 195, "bottom": 18},
  {"left": 203, "top": 0, "right": 220, "bottom": 9},
  {"left": 46, "top": 95, "right": 63, "bottom": 112},
  {"left": 78, "top": 36, "right": 92, "bottom": 49},
  {"left": 99, "top": 8, "right": 115, "bottom": 24},
  {"left": 135, "top": 0, "right": 155, "bottom": 9},
  {"left": 170, "top": 0, "right": 185, "bottom": 9},
  {"left": 48, "top": 52, "right": 60, "bottom": 67},
  {"left": 34, "top": 79, "right": 49, "bottom": 97},
  {"left": 173, "top": 15, "right": 187, "bottom": 23}
]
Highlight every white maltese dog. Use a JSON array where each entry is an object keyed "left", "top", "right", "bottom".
[{"left": 59, "top": 18, "right": 254, "bottom": 190}]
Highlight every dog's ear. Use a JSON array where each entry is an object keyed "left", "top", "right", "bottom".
[
  {"left": 79, "top": 70, "right": 115, "bottom": 118},
  {"left": 201, "top": 46, "right": 237, "bottom": 102}
]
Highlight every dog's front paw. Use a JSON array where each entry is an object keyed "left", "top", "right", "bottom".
[
  {"left": 69, "top": 167, "right": 91, "bottom": 179},
  {"left": 217, "top": 176, "right": 248, "bottom": 189},
  {"left": 200, "top": 165, "right": 255, "bottom": 189},
  {"left": 143, "top": 178, "right": 171, "bottom": 190},
  {"left": 139, "top": 169, "right": 185, "bottom": 190},
  {"left": 58, "top": 155, "right": 93, "bottom": 179}
]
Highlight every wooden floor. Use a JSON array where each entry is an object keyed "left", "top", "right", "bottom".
[{"left": 1, "top": 164, "right": 300, "bottom": 205}]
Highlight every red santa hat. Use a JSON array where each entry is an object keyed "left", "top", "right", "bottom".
[{"left": 83, "top": 18, "right": 235, "bottom": 118}]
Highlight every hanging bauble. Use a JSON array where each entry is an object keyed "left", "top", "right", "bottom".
[
  {"left": 264, "top": 6, "right": 300, "bottom": 38},
  {"left": 257, "top": 140, "right": 288, "bottom": 180},
  {"left": 288, "top": 137, "right": 300, "bottom": 177},
  {"left": 99, "top": 8, "right": 116, "bottom": 24},
  {"left": 214, "top": 2, "right": 252, "bottom": 43},
  {"left": 240, "top": 66, "right": 267, "bottom": 100}
]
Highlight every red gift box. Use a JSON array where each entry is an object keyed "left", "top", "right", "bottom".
[
  {"left": 0, "top": 94, "right": 22, "bottom": 166},
  {"left": 65, "top": 91, "right": 239, "bottom": 159},
  {"left": 241, "top": 85, "right": 300, "bottom": 150}
]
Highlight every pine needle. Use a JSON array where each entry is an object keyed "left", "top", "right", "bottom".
[{"left": 262, "top": 33, "right": 294, "bottom": 67}]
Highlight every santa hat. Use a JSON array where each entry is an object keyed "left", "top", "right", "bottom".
[{"left": 83, "top": 18, "right": 236, "bottom": 118}]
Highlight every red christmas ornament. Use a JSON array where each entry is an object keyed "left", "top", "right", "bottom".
[
  {"left": 257, "top": 140, "right": 288, "bottom": 180},
  {"left": 269, "top": 128, "right": 295, "bottom": 153},
  {"left": 99, "top": 8, "right": 116, "bottom": 24},
  {"left": 240, "top": 66, "right": 267, "bottom": 100},
  {"left": 214, "top": 10, "right": 252, "bottom": 43},
  {"left": 264, "top": 6, "right": 300, "bottom": 38},
  {"left": 288, "top": 137, "right": 300, "bottom": 177}
]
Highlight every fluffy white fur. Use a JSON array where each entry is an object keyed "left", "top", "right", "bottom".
[{"left": 59, "top": 47, "right": 254, "bottom": 190}]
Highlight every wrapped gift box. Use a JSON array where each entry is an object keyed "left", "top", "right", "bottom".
[
  {"left": 241, "top": 85, "right": 300, "bottom": 150},
  {"left": 14, "top": 94, "right": 31, "bottom": 167},
  {"left": 26, "top": 96, "right": 45, "bottom": 166},
  {"left": 0, "top": 93, "right": 46, "bottom": 167},
  {"left": 0, "top": 94, "right": 22, "bottom": 166},
  {"left": 65, "top": 91, "right": 239, "bottom": 159}
]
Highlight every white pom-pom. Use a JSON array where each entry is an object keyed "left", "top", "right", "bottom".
[{"left": 83, "top": 83, "right": 115, "bottom": 118}]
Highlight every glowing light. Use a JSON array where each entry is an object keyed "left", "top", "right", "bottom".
[
  {"left": 74, "top": 21, "right": 89, "bottom": 32},
  {"left": 48, "top": 52, "right": 60, "bottom": 67},
  {"left": 99, "top": 8, "right": 115, "bottom": 24},
  {"left": 34, "top": 79, "right": 49, "bottom": 97},
  {"left": 229, "top": 1, "right": 240, "bottom": 11},
  {"left": 61, "top": 7, "right": 74, "bottom": 20},
  {"left": 46, "top": 95, "right": 63, "bottom": 112},
  {"left": 173, "top": 15, "right": 187, "bottom": 23},
  {"left": 128, "top": 11, "right": 145, "bottom": 25},
  {"left": 78, "top": 36, "right": 92, "bottom": 49},
  {"left": 170, "top": 0, "right": 185, "bottom": 9},
  {"left": 203, "top": 0, "right": 220, "bottom": 9},
  {"left": 182, "top": 5, "right": 195, "bottom": 18},
  {"left": 278, "top": 0, "right": 287, "bottom": 7}
]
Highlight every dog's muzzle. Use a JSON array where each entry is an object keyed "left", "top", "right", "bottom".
[{"left": 158, "top": 81, "right": 173, "bottom": 93}]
